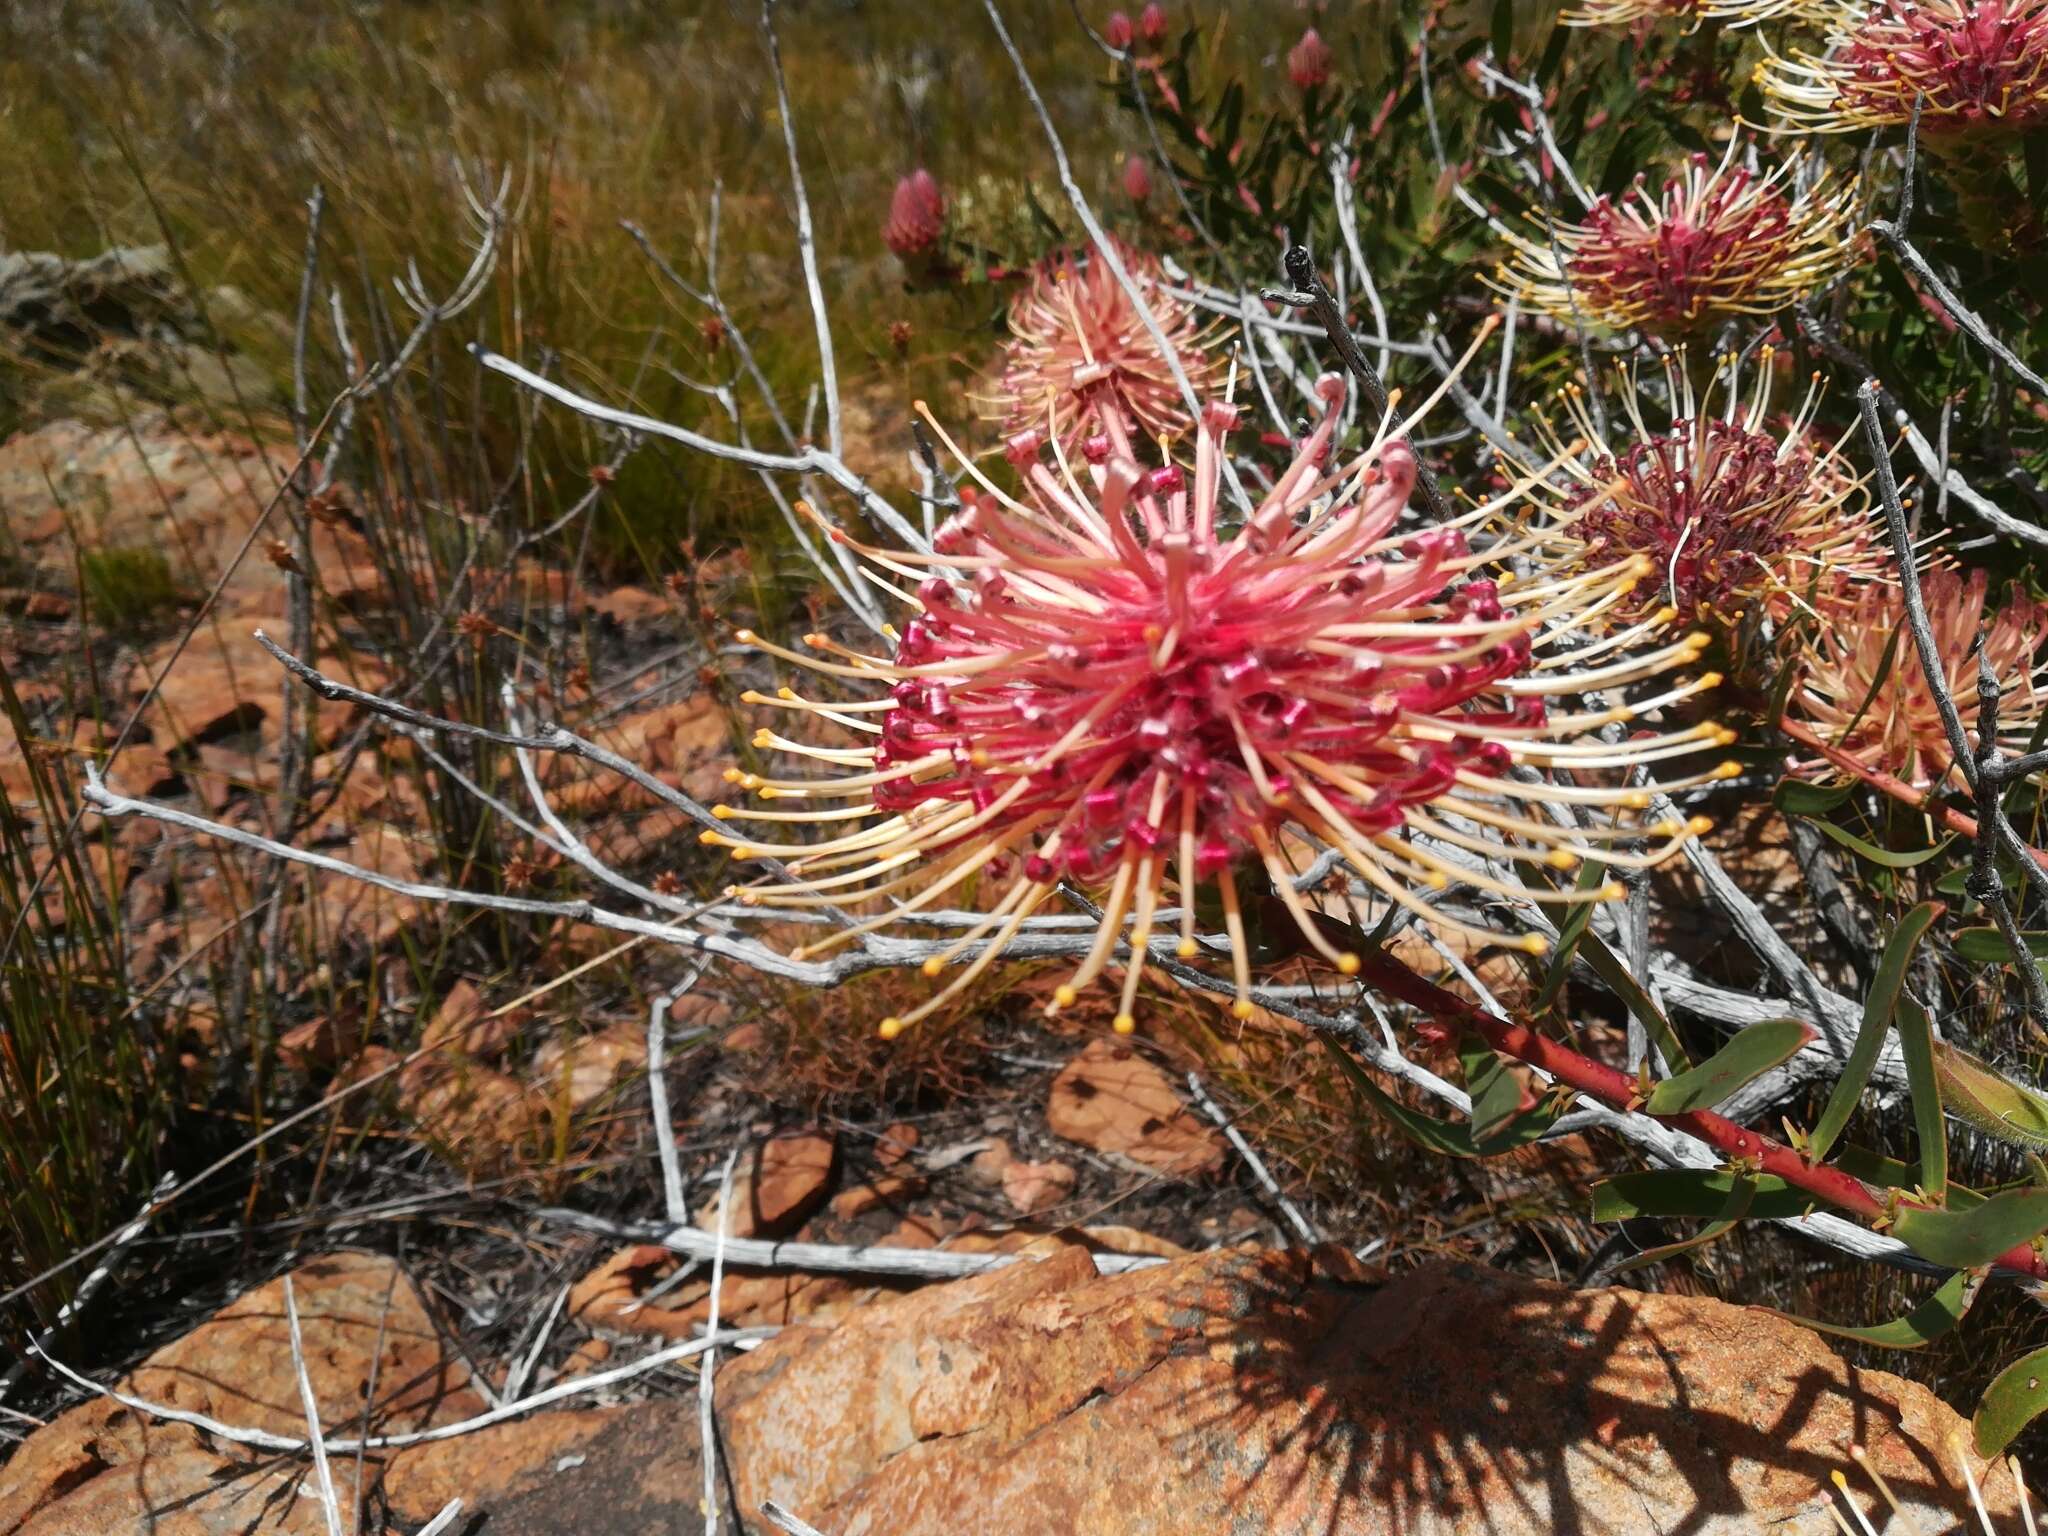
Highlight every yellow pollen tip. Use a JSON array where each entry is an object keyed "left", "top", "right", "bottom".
[
  {"left": 722, "top": 767, "right": 744, "bottom": 784},
  {"left": 1426, "top": 872, "right": 1450, "bottom": 890},
  {"left": 1697, "top": 672, "right": 1724, "bottom": 689},
  {"left": 878, "top": 1017, "right": 904, "bottom": 1040},
  {"left": 1177, "top": 939, "right": 1199, "bottom": 959},
  {"left": 1629, "top": 556, "right": 1655, "bottom": 576},
  {"left": 1142, "top": 625, "right": 1163, "bottom": 643},
  {"left": 1653, "top": 605, "right": 1679, "bottom": 624},
  {"left": 802, "top": 632, "right": 826, "bottom": 648},
  {"left": 740, "top": 690, "right": 765, "bottom": 704},
  {"left": 752, "top": 729, "right": 773, "bottom": 748},
  {"left": 758, "top": 785, "right": 780, "bottom": 799},
  {"left": 698, "top": 830, "right": 724, "bottom": 845},
  {"left": 778, "top": 687, "right": 797, "bottom": 700},
  {"left": 921, "top": 957, "right": 944, "bottom": 978},
  {"left": 1684, "top": 631, "right": 1711, "bottom": 648},
  {"left": 1623, "top": 791, "right": 1651, "bottom": 809},
  {"left": 1231, "top": 999, "right": 1256, "bottom": 1021},
  {"left": 712, "top": 805, "right": 734, "bottom": 820},
  {"left": 722, "top": 884, "right": 741, "bottom": 898},
  {"left": 970, "top": 749, "right": 993, "bottom": 768},
  {"left": 733, "top": 628, "right": 758, "bottom": 645},
  {"left": 1714, "top": 761, "right": 1742, "bottom": 780},
  {"left": 1113, "top": 1013, "right": 1137, "bottom": 1035},
  {"left": 1546, "top": 849, "right": 1578, "bottom": 869},
  {"left": 1054, "top": 984, "right": 1078, "bottom": 1009},
  {"left": 1520, "top": 933, "right": 1551, "bottom": 956},
  {"left": 1687, "top": 815, "right": 1713, "bottom": 835},
  {"left": 1598, "top": 882, "right": 1626, "bottom": 902},
  {"left": 1336, "top": 953, "right": 1361, "bottom": 976},
  {"left": 1714, "top": 727, "right": 1739, "bottom": 746}
]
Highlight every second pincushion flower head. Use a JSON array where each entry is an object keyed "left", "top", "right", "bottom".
[{"left": 708, "top": 347, "right": 1729, "bottom": 1037}]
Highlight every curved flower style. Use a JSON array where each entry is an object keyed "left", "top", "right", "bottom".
[
  {"left": 1515, "top": 350, "right": 1886, "bottom": 644},
  {"left": 1495, "top": 145, "right": 1857, "bottom": 336},
  {"left": 1790, "top": 567, "right": 2048, "bottom": 790},
  {"left": 986, "top": 236, "right": 1220, "bottom": 448},
  {"left": 1756, "top": 0, "right": 2048, "bottom": 137},
  {"left": 1563, "top": 0, "right": 1818, "bottom": 27},
  {"left": 709, "top": 368, "right": 1728, "bottom": 1037}
]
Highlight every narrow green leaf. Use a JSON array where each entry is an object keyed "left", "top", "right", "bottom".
[
  {"left": 1804, "top": 819, "right": 1953, "bottom": 869},
  {"left": 1892, "top": 1188, "right": 2048, "bottom": 1269},
  {"left": 1318, "top": 1033, "right": 1477, "bottom": 1159},
  {"left": 1644, "top": 1018, "right": 1813, "bottom": 1116},
  {"left": 1609, "top": 1176, "right": 1755, "bottom": 1275},
  {"left": 1593, "top": 1170, "right": 1810, "bottom": 1221},
  {"left": 1532, "top": 859, "right": 1607, "bottom": 1013},
  {"left": 1934, "top": 1041, "right": 2048, "bottom": 1153},
  {"left": 1897, "top": 995, "right": 1948, "bottom": 1200},
  {"left": 1772, "top": 778, "right": 1856, "bottom": 817},
  {"left": 1974, "top": 1344, "right": 2048, "bottom": 1457},
  {"left": 1778, "top": 1271, "right": 1978, "bottom": 1351},
  {"left": 1810, "top": 902, "right": 1940, "bottom": 1161},
  {"left": 1491, "top": 0, "right": 1514, "bottom": 69},
  {"left": 1462, "top": 1035, "right": 1526, "bottom": 1146},
  {"left": 1954, "top": 926, "right": 2048, "bottom": 962},
  {"left": 1579, "top": 931, "right": 1691, "bottom": 1072}
]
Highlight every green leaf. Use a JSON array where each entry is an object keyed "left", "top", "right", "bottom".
[
  {"left": 1803, "top": 819, "right": 1953, "bottom": 869},
  {"left": 1810, "top": 902, "right": 1940, "bottom": 1162},
  {"left": 1954, "top": 926, "right": 2048, "bottom": 962},
  {"left": 1778, "top": 1270, "right": 1979, "bottom": 1351},
  {"left": 1609, "top": 1176, "right": 1755, "bottom": 1275},
  {"left": 1318, "top": 1033, "right": 1477, "bottom": 1159},
  {"left": 1974, "top": 1343, "right": 2048, "bottom": 1457},
  {"left": 1579, "top": 932, "right": 1691, "bottom": 1072},
  {"left": 1491, "top": 0, "right": 1514, "bottom": 70},
  {"left": 1532, "top": 859, "right": 1607, "bottom": 1013},
  {"left": 1771, "top": 778, "right": 1856, "bottom": 817},
  {"left": 1462, "top": 1035, "right": 1526, "bottom": 1147},
  {"left": 1897, "top": 995, "right": 1948, "bottom": 1200},
  {"left": 1644, "top": 1018, "right": 1813, "bottom": 1116},
  {"left": 1593, "top": 1169, "right": 1810, "bottom": 1222},
  {"left": 1892, "top": 1188, "right": 2048, "bottom": 1269},
  {"left": 1934, "top": 1041, "right": 2048, "bottom": 1153}
]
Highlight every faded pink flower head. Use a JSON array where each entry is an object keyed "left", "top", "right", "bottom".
[
  {"left": 718, "top": 371, "right": 1722, "bottom": 1035},
  {"left": 986, "top": 235, "right": 1219, "bottom": 448},
  {"left": 884, "top": 169, "right": 947, "bottom": 262},
  {"left": 1517, "top": 349, "right": 1885, "bottom": 652},
  {"left": 1759, "top": 0, "right": 2048, "bottom": 136},
  {"left": 1140, "top": 2, "right": 1168, "bottom": 40},
  {"left": 1288, "top": 28, "right": 1333, "bottom": 89},
  {"left": 1791, "top": 567, "right": 2048, "bottom": 789},
  {"left": 1495, "top": 142, "right": 1858, "bottom": 335},
  {"left": 1123, "top": 153, "right": 1154, "bottom": 203},
  {"left": 1104, "top": 9, "right": 1135, "bottom": 47}
]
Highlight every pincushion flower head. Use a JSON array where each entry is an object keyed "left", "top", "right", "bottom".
[
  {"left": 1790, "top": 567, "right": 2048, "bottom": 789},
  {"left": 1514, "top": 348, "right": 1886, "bottom": 648},
  {"left": 1494, "top": 142, "right": 1858, "bottom": 337},
  {"left": 1757, "top": 0, "right": 2048, "bottom": 136},
  {"left": 884, "top": 169, "right": 948, "bottom": 263},
  {"left": 986, "top": 236, "right": 1220, "bottom": 449},
  {"left": 709, "top": 354, "right": 1728, "bottom": 1037}
]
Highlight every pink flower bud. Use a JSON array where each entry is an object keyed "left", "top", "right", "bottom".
[
  {"left": 1104, "top": 9, "right": 1134, "bottom": 47},
  {"left": 1288, "top": 28, "right": 1332, "bottom": 90},
  {"left": 883, "top": 169, "right": 946, "bottom": 261},
  {"left": 1122, "top": 153, "right": 1153, "bottom": 203},
  {"left": 1139, "top": 2, "right": 1167, "bottom": 40}
]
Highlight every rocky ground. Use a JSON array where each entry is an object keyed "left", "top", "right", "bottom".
[{"left": 1, "top": 249, "right": 2034, "bottom": 1533}]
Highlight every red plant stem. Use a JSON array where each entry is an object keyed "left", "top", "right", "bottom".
[
  {"left": 1353, "top": 949, "right": 2048, "bottom": 1281},
  {"left": 1777, "top": 715, "right": 2048, "bottom": 871}
]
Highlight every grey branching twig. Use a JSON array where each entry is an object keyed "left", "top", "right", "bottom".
[{"left": 1269, "top": 245, "right": 1454, "bottom": 523}]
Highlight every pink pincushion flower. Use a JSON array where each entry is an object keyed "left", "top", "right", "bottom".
[
  {"left": 1518, "top": 350, "right": 1886, "bottom": 648},
  {"left": 1288, "top": 28, "right": 1333, "bottom": 89},
  {"left": 884, "top": 169, "right": 947, "bottom": 262},
  {"left": 986, "top": 235, "right": 1219, "bottom": 447},
  {"left": 1495, "top": 142, "right": 1857, "bottom": 335},
  {"left": 1140, "top": 3, "right": 1168, "bottom": 40},
  {"left": 1104, "top": 9, "right": 1135, "bottom": 47},
  {"left": 1759, "top": 0, "right": 2048, "bottom": 136},
  {"left": 1791, "top": 567, "right": 2048, "bottom": 789},
  {"left": 717, "top": 376, "right": 1723, "bottom": 1035},
  {"left": 1122, "top": 153, "right": 1154, "bottom": 203}
]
